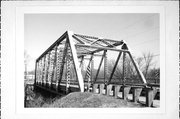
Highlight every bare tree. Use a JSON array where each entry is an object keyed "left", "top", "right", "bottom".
[
  {"left": 108, "top": 52, "right": 157, "bottom": 84},
  {"left": 136, "top": 57, "right": 143, "bottom": 70},
  {"left": 148, "top": 68, "right": 160, "bottom": 83},
  {"left": 24, "top": 50, "right": 31, "bottom": 79},
  {"left": 142, "top": 52, "right": 154, "bottom": 78}
]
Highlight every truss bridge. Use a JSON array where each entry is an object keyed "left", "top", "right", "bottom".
[{"left": 34, "top": 31, "right": 160, "bottom": 107}]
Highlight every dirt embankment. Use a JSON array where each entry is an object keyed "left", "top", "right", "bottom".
[{"left": 26, "top": 91, "right": 144, "bottom": 108}]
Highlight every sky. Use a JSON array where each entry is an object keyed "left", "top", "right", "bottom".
[{"left": 24, "top": 13, "right": 159, "bottom": 71}]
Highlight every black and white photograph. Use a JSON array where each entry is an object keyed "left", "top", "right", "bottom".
[
  {"left": 1, "top": 1, "right": 179, "bottom": 119},
  {"left": 24, "top": 13, "right": 160, "bottom": 108}
]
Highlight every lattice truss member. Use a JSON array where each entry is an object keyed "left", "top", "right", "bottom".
[{"left": 34, "top": 31, "right": 147, "bottom": 92}]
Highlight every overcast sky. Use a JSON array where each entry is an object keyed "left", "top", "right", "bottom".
[{"left": 24, "top": 13, "right": 159, "bottom": 71}]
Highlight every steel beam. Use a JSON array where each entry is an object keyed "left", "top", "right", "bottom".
[
  {"left": 34, "top": 61, "right": 38, "bottom": 85},
  {"left": 51, "top": 45, "right": 58, "bottom": 84},
  {"left": 85, "top": 54, "right": 94, "bottom": 91},
  {"left": 127, "top": 52, "right": 147, "bottom": 84},
  {"left": 85, "top": 54, "right": 94, "bottom": 80},
  {"left": 79, "top": 56, "right": 84, "bottom": 68},
  {"left": 66, "top": 48, "right": 71, "bottom": 94},
  {"left": 43, "top": 54, "right": 48, "bottom": 85},
  {"left": 104, "top": 50, "right": 108, "bottom": 83},
  {"left": 91, "top": 39, "right": 100, "bottom": 45},
  {"left": 72, "top": 35, "right": 85, "bottom": 44},
  {"left": 67, "top": 31, "right": 84, "bottom": 92},
  {"left": 39, "top": 59, "right": 43, "bottom": 84},
  {"left": 94, "top": 51, "right": 106, "bottom": 83},
  {"left": 36, "top": 61, "right": 40, "bottom": 83},
  {"left": 77, "top": 41, "right": 123, "bottom": 57},
  {"left": 75, "top": 44, "right": 128, "bottom": 53},
  {"left": 91, "top": 58, "right": 94, "bottom": 82},
  {"left": 122, "top": 52, "right": 126, "bottom": 84},
  {"left": 74, "top": 34, "right": 94, "bottom": 42},
  {"left": 90, "top": 39, "right": 105, "bottom": 47},
  {"left": 100, "top": 39, "right": 114, "bottom": 47},
  {"left": 108, "top": 51, "right": 122, "bottom": 84},
  {"left": 58, "top": 40, "right": 68, "bottom": 88},
  {"left": 42, "top": 56, "right": 46, "bottom": 85},
  {"left": 74, "top": 33, "right": 124, "bottom": 44},
  {"left": 77, "top": 53, "right": 103, "bottom": 56}
]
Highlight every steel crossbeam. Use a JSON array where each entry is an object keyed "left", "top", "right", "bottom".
[
  {"left": 75, "top": 44, "right": 129, "bottom": 52},
  {"left": 85, "top": 54, "right": 94, "bottom": 84},
  {"left": 72, "top": 35, "right": 85, "bottom": 44},
  {"left": 108, "top": 51, "right": 122, "bottom": 84},
  {"left": 74, "top": 33, "right": 122, "bottom": 43},
  {"left": 94, "top": 50, "right": 106, "bottom": 83}
]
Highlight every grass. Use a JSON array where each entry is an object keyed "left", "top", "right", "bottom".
[
  {"left": 45, "top": 92, "right": 143, "bottom": 108},
  {"left": 25, "top": 90, "right": 144, "bottom": 108},
  {"left": 24, "top": 78, "right": 159, "bottom": 108}
]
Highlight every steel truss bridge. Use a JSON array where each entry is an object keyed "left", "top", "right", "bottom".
[{"left": 34, "top": 31, "right": 160, "bottom": 107}]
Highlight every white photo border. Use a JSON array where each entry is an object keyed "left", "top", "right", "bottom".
[
  {"left": 16, "top": 4, "right": 166, "bottom": 115},
  {"left": 2, "top": 1, "right": 179, "bottom": 119}
]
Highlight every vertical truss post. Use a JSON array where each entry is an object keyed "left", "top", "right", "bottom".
[
  {"left": 91, "top": 58, "right": 94, "bottom": 83},
  {"left": 67, "top": 31, "right": 84, "bottom": 92},
  {"left": 51, "top": 45, "right": 58, "bottom": 88},
  {"left": 38, "top": 61, "right": 42, "bottom": 84},
  {"left": 58, "top": 40, "right": 68, "bottom": 90},
  {"left": 36, "top": 60, "right": 40, "bottom": 84},
  {"left": 42, "top": 56, "right": 46, "bottom": 86},
  {"left": 36, "top": 61, "right": 40, "bottom": 84},
  {"left": 41, "top": 59, "right": 45, "bottom": 84},
  {"left": 80, "top": 56, "right": 84, "bottom": 68},
  {"left": 43, "top": 54, "right": 48, "bottom": 86},
  {"left": 40, "top": 58, "right": 42, "bottom": 83},
  {"left": 127, "top": 52, "right": 147, "bottom": 84},
  {"left": 122, "top": 52, "right": 126, "bottom": 84},
  {"left": 66, "top": 47, "right": 71, "bottom": 94},
  {"left": 44, "top": 54, "right": 47, "bottom": 86},
  {"left": 48, "top": 51, "right": 54, "bottom": 87},
  {"left": 104, "top": 50, "right": 107, "bottom": 83},
  {"left": 108, "top": 51, "right": 122, "bottom": 84},
  {"left": 39, "top": 59, "right": 43, "bottom": 85},
  {"left": 34, "top": 60, "right": 38, "bottom": 85},
  {"left": 40, "top": 58, "right": 42, "bottom": 84},
  {"left": 37, "top": 60, "right": 40, "bottom": 84},
  {"left": 56, "top": 46, "right": 63, "bottom": 89},
  {"left": 94, "top": 51, "right": 106, "bottom": 83},
  {"left": 39, "top": 60, "right": 42, "bottom": 84},
  {"left": 45, "top": 52, "right": 51, "bottom": 87},
  {"left": 85, "top": 54, "right": 94, "bottom": 92},
  {"left": 155, "top": 70, "right": 159, "bottom": 84}
]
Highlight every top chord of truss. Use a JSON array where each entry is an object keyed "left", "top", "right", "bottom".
[{"left": 37, "top": 31, "right": 126, "bottom": 61}]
